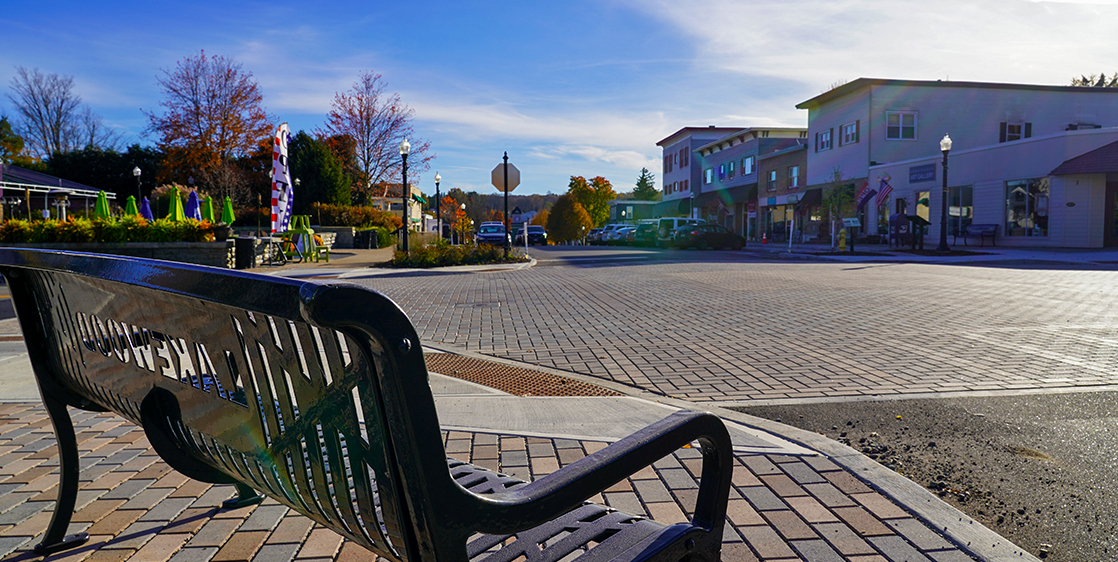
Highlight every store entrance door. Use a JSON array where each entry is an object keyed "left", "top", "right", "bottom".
[{"left": 1105, "top": 181, "right": 1118, "bottom": 247}]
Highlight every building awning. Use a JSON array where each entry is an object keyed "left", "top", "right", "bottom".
[
  {"left": 1051, "top": 140, "right": 1118, "bottom": 175},
  {"left": 795, "top": 188, "right": 822, "bottom": 207},
  {"left": 413, "top": 193, "right": 427, "bottom": 205},
  {"left": 695, "top": 183, "right": 758, "bottom": 207},
  {"left": 654, "top": 198, "right": 691, "bottom": 216}
]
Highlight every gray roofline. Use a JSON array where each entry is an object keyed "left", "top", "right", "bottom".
[
  {"left": 694, "top": 127, "right": 808, "bottom": 154},
  {"left": 656, "top": 126, "right": 746, "bottom": 147},
  {"left": 795, "top": 77, "right": 1118, "bottom": 110},
  {"left": 757, "top": 142, "right": 808, "bottom": 161}
]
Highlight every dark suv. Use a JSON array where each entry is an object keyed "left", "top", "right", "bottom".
[
  {"left": 514, "top": 225, "right": 548, "bottom": 245},
  {"left": 476, "top": 224, "right": 510, "bottom": 246}
]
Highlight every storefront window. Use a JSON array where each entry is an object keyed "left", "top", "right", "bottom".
[
  {"left": 877, "top": 200, "right": 890, "bottom": 234},
  {"left": 1005, "top": 178, "right": 1049, "bottom": 237},
  {"left": 916, "top": 191, "right": 931, "bottom": 222},
  {"left": 949, "top": 186, "right": 973, "bottom": 236}
]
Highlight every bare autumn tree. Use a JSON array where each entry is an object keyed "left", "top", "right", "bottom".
[
  {"left": 319, "top": 71, "right": 432, "bottom": 203},
  {"left": 6, "top": 66, "right": 122, "bottom": 158},
  {"left": 145, "top": 51, "right": 272, "bottom": 201}
]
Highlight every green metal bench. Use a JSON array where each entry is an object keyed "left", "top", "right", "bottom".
[{"left": 0, "top": 248, "right": 732, "bottom": 561}]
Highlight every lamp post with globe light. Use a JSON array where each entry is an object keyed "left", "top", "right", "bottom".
[
  {"left": 937, "top": 134, "right": 952, "bottom": 252},
  {"left": 132, "top": 166, "right": 141, "bottom": 200},
  {"left": 434, "top": 172, "right": 441, "bottom": 238},
  {"left": 399, "top": 139, "right": 410, "bottom": 255}
]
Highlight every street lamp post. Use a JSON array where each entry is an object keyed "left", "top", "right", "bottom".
[
  {"left": 132, "top": 166, "right": 141, "bottom": 200},
  {"left": 937, "top": 134, "right": 952, "bottom": 252},
  {"left": 399, "top": 139, "right": 410, "bottom": 255},
  {"left": 434, "top": 172, "right": 441, "bottom": 239}
]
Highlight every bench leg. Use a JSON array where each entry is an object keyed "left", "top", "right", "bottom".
[
  {"left": 35, "top": 394, "right": 90, "bottom": 555},
  {"left": 222, "top": 482, "right": 265, "bottom": 509}
]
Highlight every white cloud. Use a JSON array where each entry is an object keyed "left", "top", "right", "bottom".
[{"left": 627, "top": 0, "right": 1118, "bottom": 92}]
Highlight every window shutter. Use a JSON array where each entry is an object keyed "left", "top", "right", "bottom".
[
  {"left": 814, "top": 133, "right": 819, "bottom": 152},
  {"left": 855, "top": 120, "right": 860, "bottom": 142},
  {"left": 1024, "top": 123, "right": 1032, "bottom": 138},
  {"left": 999, "top": 122, "right": 1007, "bottom": 143}
]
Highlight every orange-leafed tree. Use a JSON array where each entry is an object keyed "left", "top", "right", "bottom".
[
  {"left": 567, "top": 175, "right": 615, "bottom": 227},
  {"left": 531, "top": 209, "right": 549, "bottom": 227},
  {"left": 483, "top": 209, "right": 504, "bottom": 223},
  {"left": 439, "top": 195, "right": 458, "bottom": 225},
  {"left": 547, "top": 194, "right": 593, "bottom": 243},
  {"left": 145, "top": 51, "right": 273, "bottom": 203},
  {"left": 319, "top": 71, "right": 433, "bottom": 204}
]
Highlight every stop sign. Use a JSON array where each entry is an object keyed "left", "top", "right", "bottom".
[{"left": 491, "top": 162, "right": 520, "bottom": 192}]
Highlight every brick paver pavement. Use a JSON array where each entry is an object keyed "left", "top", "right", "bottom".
[
  {"left": 0, "top": 404, "right": 975, "bottom": 562},
  {"left": 355, "top": 260, "right": 1118, "bottom": 403}
]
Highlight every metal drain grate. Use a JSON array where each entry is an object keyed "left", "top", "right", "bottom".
[{"left": 424, "top": 353, "right": 622, "bottom": 397}]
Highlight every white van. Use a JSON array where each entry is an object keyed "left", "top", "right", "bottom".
[{"left": 657, "top": 218, "right": 701, "bottom": 247}]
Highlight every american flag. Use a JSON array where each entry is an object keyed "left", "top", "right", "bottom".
[{"left": 875, "top": 176, "right": 893, "bottom": 207}]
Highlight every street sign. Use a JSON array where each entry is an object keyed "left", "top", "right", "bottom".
[
  {"left": 492, "top": 162, "right": 520, "bottom": 192},
  {"left": 842, "top": 218, "right": 861, "bottom": 228}
]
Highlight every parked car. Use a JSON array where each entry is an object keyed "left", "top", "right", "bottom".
[
  {"left": 672, "top": 223, "right": 746, "bottom": 250},
  {"left": 605, "top": 226, "right": 636, "bottom": 245},
  {"left": 631, "top": 223, "right": 659, "bottom": 246},
  {"left": 657, "top": 217, "right": 702, "bottom": 248},
  {"left": 476, "top": 223, "right": 510, "bottom": 246},
  {"left": 591, "top": 224, "right": 628, "bottom": 245},
  {"left": 586, "top": 228, "right": 603, "bottom": 244},
  {"left": 514, "top": 225, "right": 548, "bottom": 245}
]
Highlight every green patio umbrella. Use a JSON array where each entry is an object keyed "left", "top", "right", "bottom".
[
  {"left": 201, "top": 198, "right": 214, "bottom": 222},
  {"left": 220, "top": 196, "right": 235, "bottom": 225},
  {"left": 94, "top": 191, "right": 111, "bottom": 220},
  {"left": 168, "top": 191, "right": 185, "bottom": 221},
  {"left": 124, "top": 195, "right": 139, "bottom": 217}
]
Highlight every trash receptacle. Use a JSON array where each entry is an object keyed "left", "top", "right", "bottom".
[
  {"left": 354, "top": 230, "right": 376, "bottom": 249},
  {"left": 234, "top": 237, "right": 256, "bottom": 269}
]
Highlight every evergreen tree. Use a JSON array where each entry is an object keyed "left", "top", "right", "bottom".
[
  {"left": 289, "top": 131, "right": 352, "bottom": 214},
  {"left": 632, "top": 167, "right": 659, "bottom": 201}
]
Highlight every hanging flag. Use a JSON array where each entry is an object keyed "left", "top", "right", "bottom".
[
  {"left": 875, "top": 175, "right": 894, "bottom": 207},
  {"left": 270, "top": 123, "right": 293, "bottom": 233},
  {"left": 855, "top": 180, "right": 878, "bottom": 212}
]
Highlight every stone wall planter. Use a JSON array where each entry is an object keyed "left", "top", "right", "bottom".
[{"left": 0, "top": 241, "right": 236, "bottom": 269}]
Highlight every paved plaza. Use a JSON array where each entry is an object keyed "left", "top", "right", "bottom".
[{"left": 351, "top": 251, "right": 1118, "bottom": 406}]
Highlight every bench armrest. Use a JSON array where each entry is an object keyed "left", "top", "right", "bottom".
[{"left": 466, "top": 410, "right": 733, "bottom": 534}]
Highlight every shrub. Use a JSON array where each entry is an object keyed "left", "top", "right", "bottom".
[
  {"left": 0, "top": 216, "right": 213, "bottom": 243},
  {"left": 385, "top": 242, "right": 527, "bottom": 268},
  {"left": 0, "top": 220, "right": 31, "bottom": 243}
]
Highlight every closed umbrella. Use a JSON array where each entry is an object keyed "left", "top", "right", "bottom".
[
  {"left": 124, "top": 196, "right": 139, "bottom": 217},
  {"left": 185, "top": 191, "right": 202, "bottom": 220},
  {"left": 221, "top": 196, "right": 235, "bottom": 225},
  {"left": 94, "top": 191, "right": 111, "bottom": 220},
  {"left": 139, "top": 197, "right": 154, "bottom": 221},
  {"left": 201, "top": 198, "right": 214, "bottom": 222},
  {"left": 168, "top": 191, "right": 185, "bottom": 221}
]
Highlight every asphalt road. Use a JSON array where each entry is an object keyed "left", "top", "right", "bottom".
[{"left": 349, "top": 245, "right": 1118, "bottom": 561}]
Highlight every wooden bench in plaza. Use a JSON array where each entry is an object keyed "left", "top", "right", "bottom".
[
  {"left": 953, "top": 223, "right": 998, "bottom": 247},
  {"left": 0, "top": 248, "right": 733, "bottom": 561}
]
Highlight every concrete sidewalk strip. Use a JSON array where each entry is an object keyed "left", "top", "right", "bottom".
[{"left": 0, "top": 402, "right": 980, "bottom": 562}]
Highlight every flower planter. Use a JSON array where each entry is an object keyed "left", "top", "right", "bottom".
[{"left": 0, "top": 241, "right": 236, "bottom": 268}]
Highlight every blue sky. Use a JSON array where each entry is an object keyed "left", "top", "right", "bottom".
[{"left": 4, "top": 0, "right": 1118, "bottom": 196}]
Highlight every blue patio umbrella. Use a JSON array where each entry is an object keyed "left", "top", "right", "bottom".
[
  {"left": 139, "top": 197, "right": 154, "bottom": 221},
  {"left": 185, "top": 191, "right": 202, "bottom": 220}
]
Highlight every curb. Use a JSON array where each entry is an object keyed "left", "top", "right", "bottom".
[{"left": 422, "top": 342, "right": 1040, "bottom": 562}]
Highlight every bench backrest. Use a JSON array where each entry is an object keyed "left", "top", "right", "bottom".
[
  {"left": 0, "top": 249, "right": 459, "bottom": 562},
  {"left": 966, "top": 224, "right": 997, "bottom": 235}
]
